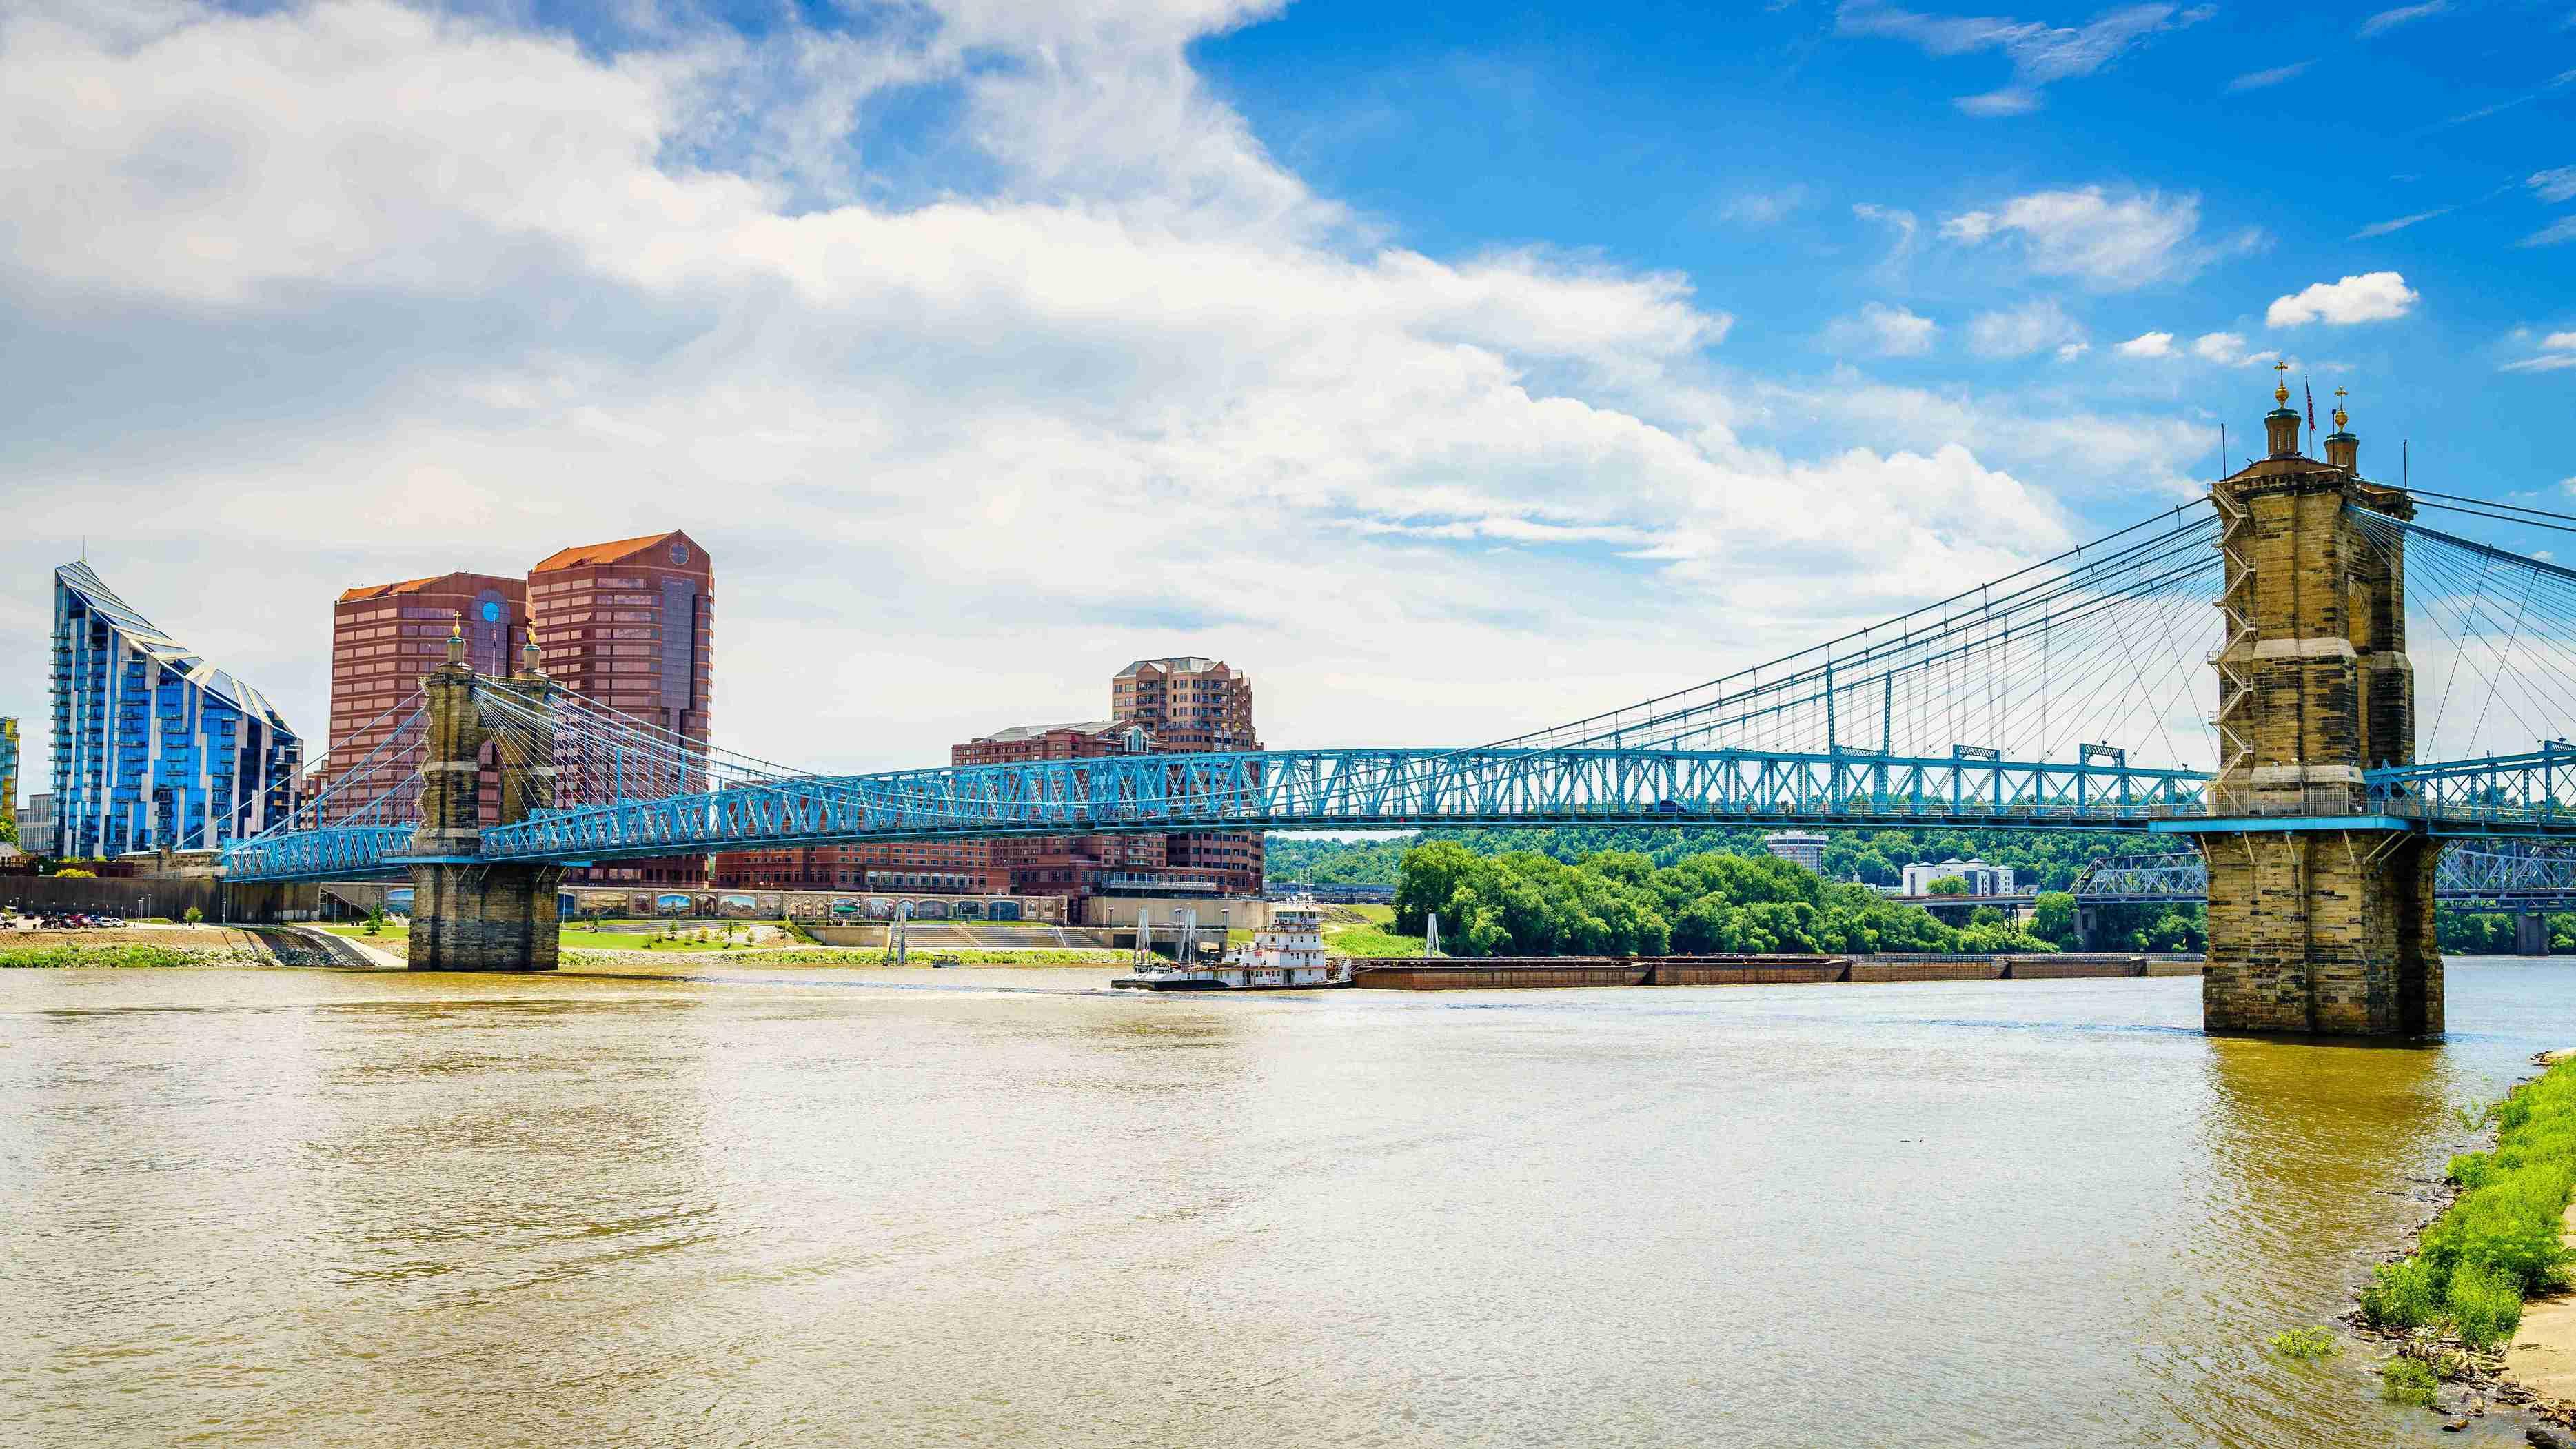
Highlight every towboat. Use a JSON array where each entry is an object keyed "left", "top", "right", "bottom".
[{"left": 1110, "top": 898, "right": 1354, "bottom": 991}]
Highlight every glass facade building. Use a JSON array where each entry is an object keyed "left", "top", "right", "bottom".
[
  {"left": 1, "top": 716, "right": 18, "bottom": 835},
  {"left": 50, "top": 563, "right": 302, "bottom": 860}
]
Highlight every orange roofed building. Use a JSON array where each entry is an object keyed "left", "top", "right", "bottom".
[{"left": 529, "top": 531, "right": 715, "bottom": 887}]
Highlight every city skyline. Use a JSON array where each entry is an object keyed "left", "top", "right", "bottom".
[{"left": 2, "top": 1, "right": 2570, "bottom": 789}]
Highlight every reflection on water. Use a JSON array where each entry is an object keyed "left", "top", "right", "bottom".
[{"left": 3, "top": 961, "right": 2570, "bottom": 1447}]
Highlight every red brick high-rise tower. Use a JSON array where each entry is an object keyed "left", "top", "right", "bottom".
[
  {"left": 529, "top": 531, "right": 713, "bottom": 887},
  {"left": 323, "top": 572, "right": 527, "bottom": 824}
]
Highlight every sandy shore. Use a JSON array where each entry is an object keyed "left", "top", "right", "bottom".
[
  {"left": 2505, "top": 1201, "right": 2576, "bottom": 1410},
  {"left": 2504, "top": 1054, "right": 2576, "bottom": 1429}
]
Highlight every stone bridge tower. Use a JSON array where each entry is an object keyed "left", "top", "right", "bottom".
[
  {"left": 406, "top": 627, "right": 563, "bottom": 971},
  {"left": 2188, "top": 374, "right": 2439, "bottom": 1035}
]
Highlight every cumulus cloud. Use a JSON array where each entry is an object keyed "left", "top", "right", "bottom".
[
  {"left": 1834, "top": 1, "right": 2214, "bottom": 116},
  {"left": 2116, "top": 332, "right": 2176, "bottom": 357},
  {"left": 2191, "top": 331, "right": 2249, "bottom": 363},
  {"left": 1965, "top": 297, "right": 2085, "bottom": 358},
  {"left": 2265, "top": 272, "right": 2421, "bottom": 326},
  {"left": 2227, "top": 61, "right": 2311, "bottom": 91},
  {"left": 0, "top": 0, "right": 2119, "bottom": 774},
  {"left": 1942, "top": 185, "right": 2244, "bottom": 290},
  {"left": 1823, "top": 301, "right": 1939, "bottom": 357}
]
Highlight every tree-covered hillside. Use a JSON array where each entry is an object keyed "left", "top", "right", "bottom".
[
  {"left": 1389, "top": 840, "right": 2059, "bottom": 957},
  {"left": 1268, "top": 825, "right": 2136, "bottom": 891}
]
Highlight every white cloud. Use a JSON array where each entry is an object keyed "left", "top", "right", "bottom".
[
  {"left": 0, "top": 0, "right": 2111, "bottom": 776},
  {"left": 1941, "top": 185, "right": 2247, "bottom": 291},
  {"left": 1823, "top": 301, "right": 1939, "bottom": 357},
  {"left": 1965, "top": 297, "right": 2085, "bottom": 358},
  {"left": 1720, "top": 185, "right": 1814, "bottom": 225},
  {"left": 2354, "top": 207, "right": 2453, "bottom": 238},
  {"left": 2055, "top": 341, "right": 2090, "bottom": 361},
  {"left": 1850, "top": 202, "right": 1920, "bottom": 277},
  {"left": 2531, "top": 167, "right": 2576, "bottom": 204},
  {"left": 2191, "top": 331, "right": 2247, "bottom": 363},
  {"left": 2265, "top": 272, "right": 2420, "bottom": 327},
  {"left": 2227, "top": 61, "right": 2311, "bottom": 92},
  {"left": 1834, "top": 1, "right": 2215, "bottom": 116},
  {"left": 2504, "top": 330, "right": 2576, "bottom": 371},
  {"left": 2523, "top": 216, "right": 2576, "bottom": 248},
  {"left": 2362, "top": 1, "right": 2451, "bottom": 37},
  {"left": 2116, "top": 332, "right": 2176, "bottom": 358}
]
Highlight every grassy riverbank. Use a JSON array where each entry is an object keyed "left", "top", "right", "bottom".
[
  {"left": 1319, "top": 904, "right": 1425, "bottom": 958},
  {"left": 2361, "top": 1057, "right": 2576, "bottom": 1351},
  {"left": 0, "top": 927, "right": 345, "bottom": 968}
]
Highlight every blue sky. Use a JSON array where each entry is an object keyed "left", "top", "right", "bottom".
[{"left": 0, "top": 0, "right": 2570, "bottom": 784}]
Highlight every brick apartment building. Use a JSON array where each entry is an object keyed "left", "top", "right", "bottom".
[
  {"left": 323, "top": 572, "right": 527, "bottom": 824},
  {"left": 1113, "top": 657, "right": 1264, "bottom": 896},
  {"left": 710, "top": 719, "right": 1221, "bottom": 898}
]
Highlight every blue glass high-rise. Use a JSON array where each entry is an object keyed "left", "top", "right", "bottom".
[{"left": 50, "top": 562, "right": 301, "bottom": 860}]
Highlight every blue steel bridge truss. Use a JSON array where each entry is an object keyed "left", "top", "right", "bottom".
[
  {"left": 2078, "top": 843, "right": 2576, "bottom": 912},
  {"left": 223, "top": 745, "right": 2215, "bottom": 882},
  {"left": 221, "top": 489, "right": 2576, "bottom": 886}
]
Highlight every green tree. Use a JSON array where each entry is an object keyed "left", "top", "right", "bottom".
[
  {"left": 183, "top": 906, "right": 203, "bottom": 925},
  {"left": 2031, "top": 891, "right": 2080, "bottom": 949},
  {"left": 1925, "top": 875, "right": 1969, "bottom": 896}
]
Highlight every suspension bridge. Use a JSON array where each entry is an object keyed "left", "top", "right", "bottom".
[{"left": 219, "top": 387, "right": 2576, "bottom": 1035}]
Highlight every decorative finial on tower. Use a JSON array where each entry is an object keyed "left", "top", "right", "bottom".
[
  {"left": 446, "top": 618, "right": 467, "bottom": 668},
  {"left": 2323, "top": 385, "right": 2360, "bottom": 472},
  {"left": 2263, "top": 361, "right": 2302, "bottom": 457},
  {"left": 521, "top": 622, "right": 545, "bottom": 678}
]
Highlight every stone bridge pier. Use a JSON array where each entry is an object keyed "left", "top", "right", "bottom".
[
  {"left": 405, "top": 628, "right": 562, "bottom": 971},
  {"left": 2184, "top": 383, "right": 2439, "bottom": 1036}
]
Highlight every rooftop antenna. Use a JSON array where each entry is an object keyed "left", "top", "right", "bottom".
[{"left": 2404, "top": 438, "right": 2410, "bottom": 489}]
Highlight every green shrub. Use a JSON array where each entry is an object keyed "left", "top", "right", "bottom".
[
  {"left": 2362, "top": 1060, "right": 2576, "bottom": 1340},
  {"left": 2266, "top": 1326, "right": 2340, "bottom": 1360},
  {"left": 182, "top": 905, "right": 203, "bottom": 925},
  {"left": 2447, "top": 1261, "right": 2525, "bottom": 1350},
  {"left": 2378, "top": 1357, "right": 2439, "bottom": 1406},
  {"left": 2360, "top": 1258, "right": 2441, "bottom": 1328}
]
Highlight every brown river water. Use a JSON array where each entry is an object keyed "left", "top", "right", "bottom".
[{"left": 4, "top": 957, "right": 2572, "bottom": 1448}]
